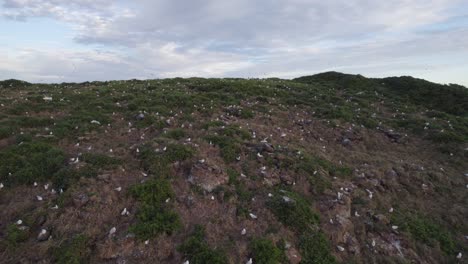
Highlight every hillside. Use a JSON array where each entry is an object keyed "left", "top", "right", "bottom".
[{"left": 0, "top": 73, "right": 467, "bottom": 264}]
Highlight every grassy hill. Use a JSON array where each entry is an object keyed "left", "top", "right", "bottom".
[{"left": 0, "top": 73, "right": 467, "bottom": 263}]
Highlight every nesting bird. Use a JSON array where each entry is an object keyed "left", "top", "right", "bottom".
[{"left": 109, "top": 227, "right": 116, "bottom": 236}]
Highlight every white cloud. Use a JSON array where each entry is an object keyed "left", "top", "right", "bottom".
[{"left": 1, "top": 0, "right": 467, "bottom": 85}]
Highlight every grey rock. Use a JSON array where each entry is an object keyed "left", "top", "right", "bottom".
[{"left": 73, "top": 193, "right": 90, "bottom": 208}]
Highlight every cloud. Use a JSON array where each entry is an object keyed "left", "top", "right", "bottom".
[{"left": 1, "top": 0, "right": 467, "bottom": 85}]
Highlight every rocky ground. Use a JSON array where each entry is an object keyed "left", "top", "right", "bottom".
[{"left": 0, "top": 73, "right": 467, "bottom": 263}]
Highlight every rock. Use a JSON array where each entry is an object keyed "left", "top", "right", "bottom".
[
  {"left": 37, "top": 229, "right": 50, "bottom": 241},
  {"left": 73, "top": 193, "right": 90, "bottom": 208},
  {"left": 384, "top": 130, "right": 402, "bottom": 142},
  {"left": 97, "top": 174, "right": 111, "bottom": 181},
  {"left": 373, "top": 214, "right": 389, "bottom": 225},
  {"left": 185, "top": 196, "right": 194, "bottom": 207},
  {"left": 385, "top": 169, "right": 398, "bottom": 178},
  {"left": 263, "top": 143, "right": 275, "bottom": 153},
  {"left": 280, "top": 174, "right": 294, "bottom": 185},
  {"left": 286, "top": 246, "right": 302, "bottom": 264},
  {"left": 36, "top": 215, "right": 47, "bottom": 226},
  {"left": 189, "top": 163, "right": 228, "bottom": 192},
  {"left": 345, "top": 235, "right": 360, "bottom": 254}
]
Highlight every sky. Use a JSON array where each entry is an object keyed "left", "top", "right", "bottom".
[{"left": 1, "top": 0, "right": 467, "bottom": 86}]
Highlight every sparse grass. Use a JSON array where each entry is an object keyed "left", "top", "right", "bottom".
[{"left": 177, "top": 225, "right": 227, "bottom": 264}]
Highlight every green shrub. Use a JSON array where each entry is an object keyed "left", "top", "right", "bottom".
[
  {"left": 164, "top": 128, "right": 186, "bottom": 140},
  {"left": 4, "top": 224, "right": 29, "bottom": 248},
  {"left": 52, "top": 165, "right": 98, "bottom": 190},
  {"left": 249, "top": 238, "right": 286, "bottom": 264},
  {"left": 205, "top": 135, "right": 241, "bottom": 163},
  {"left": 266, "top": 190, "right": 319, "bottom": 231},
  {"left": 139, "top": 143, "right": 194, "bottom": 177},
  {"left": 81, "top": 153, "right": 121, "bottom": 168},
  {"left": 299, "top": 232, "right": 336, "bottom": 264},
  {"left": 52, "top": 235, "right": 91, "bottom": 264},
  {"left": 0, "top": 126, "right": 12, "bottom": 139},
  {"left": 177, "top": 225, "right": 227, "bottom": 264},
  {"left": 0, "top": 142, "right": 66, "bottom": 186},
  {"left": 129, "top": 179, "right": 181, "bottom": 239},
  {"left": 391, "top": 212, "right": 457, "bottom": 255}
]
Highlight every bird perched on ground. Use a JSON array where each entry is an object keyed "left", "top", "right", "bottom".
[{"left": 109, "top": 227, "right": 116, "bottom": 236}]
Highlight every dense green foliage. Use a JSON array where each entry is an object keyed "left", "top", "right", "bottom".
[
  {"left": 0, "top": 142, "right": 66, "bottom": 186},
  {"left": 249, "top": 238, "right": 286, "bottom": 264},
  {"left": 177, "top": 225, "right": 227, "bottom": 264},
  {"left": 129, "top": 179, "right": 181, "bottom": 239},
  {"left": 299, "top": 232, "right": 337, "bottom": 264},
  {"left": 52, "top": 235, "right": 91, "bottom": 264},
  {"left": 391, "top": 211, "right": 457, "bottom": 255},
  {"left": 266, "top": 190, "right": 320, "bottom": 231}
]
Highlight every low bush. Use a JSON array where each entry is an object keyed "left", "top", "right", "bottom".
[{"left": 177, "top": 225, "right": 227, "bottom": 264}]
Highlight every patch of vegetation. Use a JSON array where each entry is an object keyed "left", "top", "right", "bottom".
[
  {"left": 0, "top": 141, "right": 66, "bottom": 186},
  {"left": 0, "top": 126, "right": 12, "bottom": 139},
  {"left": 299, "top": 232, "right": 337, "bottom": 264},
  {"left": 266, "top": 190, "right": 319, "bottom": 231},
  {"left": 292, "top": 154, "right": 351, "bottom": 194},
  {"left": 205, "top": 135, "right": 241, "bottom": 163},
  {"left": 164, "top": 128, "right": 186, "bottom": 140},
  {"left": 4, "top": 224, "right": 29, "bottom": 248},
  {"left": 177, "top": 225, "right": 227, "bottom": 264},
  {"left": 129, "top": 179, "right": 181, "bottom": 239},
  {"left": 52, "top": 165, "right": 98, "bottom": 190},
  {"left": 81, "top": 153, "right": 121, "bottom": 168},
  {"left": 139, "top": 143, "right": 194, "bottom": 177},
  {"left": 391, "top": 211, "right": 457, "bottom": 255},
  {"left": 0, "top": 79, "right": 32, "bottom": 88},
  {"left": 51, "top": 235, "right": 91, "bottom": 264},
  {"left": 202, "top": 120, "right": 225, "bottom": 129},
  {"left": 249, "top": 238, "right": 286, "bottom": 264}
]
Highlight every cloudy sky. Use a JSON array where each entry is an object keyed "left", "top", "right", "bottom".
[{"left": 1, "top": 0, "right": 467, "bottom": 85}]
